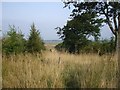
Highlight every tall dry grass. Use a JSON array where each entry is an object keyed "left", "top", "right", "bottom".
[{"left": 2, "top": 51, "right": 118, "bottom": 88}]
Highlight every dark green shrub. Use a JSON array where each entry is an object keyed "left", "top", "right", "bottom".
[
  {"left": 55, "top": 37, "right": 115, "bottom": 55},
  {"left": 81, "top": 38, "right": 115, "bottom": 55},
  {"left": 100, "top": 37, "right": 115, "bottom": 54},
  {"left": 26, "top": 23, "right": 45, "bottom": 53}
]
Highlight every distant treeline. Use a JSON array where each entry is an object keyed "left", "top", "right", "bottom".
[
  {"left": 2, "top": 23, "right": 45, "bottom": 55},
  {"left": 2, "top": 23, "right": 115, "bottom": 55},
  {"left": 44, "top": 40, "right": 62, "bottom": 44}
]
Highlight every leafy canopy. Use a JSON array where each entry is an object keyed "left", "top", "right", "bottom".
[
  {"left": 64, "top": 1, "right": 120, "bottom": 46},
  {"left": 56, "top": 5, "right": 104, "bottom": 53},
  {"left": 56, "top": 1, "right": 120, "bottom": 53}
]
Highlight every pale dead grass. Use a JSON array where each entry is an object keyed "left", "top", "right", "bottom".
[{"left": 2, "top": 51, "right": 117, "bottom": 88}]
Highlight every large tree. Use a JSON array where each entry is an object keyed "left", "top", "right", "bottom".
[
  {"left": 63, "top": 1, "right": 120, "bottom": 87},
  {"left": 64, "top": 1, "right": 120, "bottom": 48},
  {"left": 56, "top": 12, "right": 103, "bottom": 53},
  {"left": 118, "top": 12, "right": 120, "bottom": 88}
]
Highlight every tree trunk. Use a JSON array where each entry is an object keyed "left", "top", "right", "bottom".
[
  {"left": 117, "top": 13, "right": 120, "bottom": 88},
  {"left": 115, "top": 33, "right": 117, "bottom": 51}
]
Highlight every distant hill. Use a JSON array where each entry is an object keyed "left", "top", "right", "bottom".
[{"left": 44, "top": 40, "right": 63, "bottom": 44}]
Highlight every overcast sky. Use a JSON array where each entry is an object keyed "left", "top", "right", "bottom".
[{"left": 2, "top": 2, "right": 113, "bottom": 40}]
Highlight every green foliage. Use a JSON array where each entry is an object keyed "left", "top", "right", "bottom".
[
  {"left": 2, "top": 25, "right": 26, "bottom": 55},
  {"left": 56, "top": 2, "right": 119, "bottom": 54},
  {"left": 55, "top": 37, "right": 115, "bottom": 55},
  {"left": 2, "top": 24, "right": 45, "bottom": 55},
  {"left": 82, "top": 37, "right": 115, "bottom": 55},
  {"left": 56, "top": 12, "right": 103, "bottom": 53},
  {"left": 26, "top": 23, "right": 45, "bottom": 53},
  {"left": 64, "top": 2, "right": 120, "bottom": 50}
]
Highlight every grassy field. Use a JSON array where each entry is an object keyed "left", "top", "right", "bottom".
[{"left": 2, "top": 44, "right": 118, "bottom": 88}]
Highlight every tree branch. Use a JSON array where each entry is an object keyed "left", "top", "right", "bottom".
[
  {"left": 102, "top": 7, "right": 115, "bottom": 35},
  {"left": 113, "top": 13, "right": 118, "bottom": 31},
  {"left": 106, "top": 14, "right": 115, "bottom": 35}
]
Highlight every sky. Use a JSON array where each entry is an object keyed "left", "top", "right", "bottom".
[
  {"left": 0, "top": 2, "right": 2, "bottom": 30},
  {"left": 2, "top": 2, "right": 113, "bottom": 40}
]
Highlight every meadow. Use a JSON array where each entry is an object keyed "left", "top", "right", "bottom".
[{"left": 2, "top": 44, "right": 118, "bottom": 88}]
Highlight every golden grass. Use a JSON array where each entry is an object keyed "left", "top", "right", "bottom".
[{"left": 2, "top": 51, "right": 118, "bottom": 88}]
